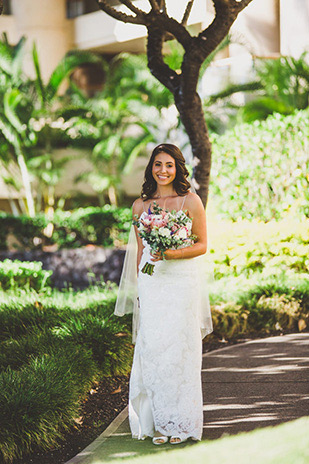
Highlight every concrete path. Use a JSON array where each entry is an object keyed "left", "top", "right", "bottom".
[{"left": 65, "top": 332, "right": 309, "bottom": 464}]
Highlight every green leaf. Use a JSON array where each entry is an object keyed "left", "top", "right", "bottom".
[
  {"left": 123, "top": 133, "right": 152, "bottom": 174},
  {"left": 47, "top": 51, "right": 105, "bottom": 101},
  {"left": 32, "top": 43, "right": 46, "bottom": 107}
]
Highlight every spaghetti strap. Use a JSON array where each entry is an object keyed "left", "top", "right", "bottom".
[
  {"left": 180, "top": 194, "right": 187, "bottom": 210},
  {"left": 142, "top": 200, "right": 146, "bottom": 212}
]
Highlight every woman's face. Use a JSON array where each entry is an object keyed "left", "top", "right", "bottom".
[{"left": 152, "top": 152, "right": 176, "bottom": 186}]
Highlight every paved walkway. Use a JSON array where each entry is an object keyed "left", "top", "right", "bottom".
[{"left": 66, "top": 333, "right": 309, "bottom": 464}]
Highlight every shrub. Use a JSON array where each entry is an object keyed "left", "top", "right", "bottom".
[
  {"left": 209, "top": 272, "right": 309, "bottom": 339},
  {"left": 208, "top": 216, "right": 309, "bottom": 279},
  {"left": 0, "top": 205, "right": 131, "bottom": 251},
  {"left": 0, "top": 347, "right": 96, "bottom": 463},
  {"left": 0, "top": 259, "right": 52, "bottom": 291},
  {"left": 0, "top": 213, "right": 48, "bottom": 251},
  {"left": 210, "top": 109, "right": 309, "bottom": 221},
  {"left": 52, "top": 313, "right": 133, "bottom": 376},
  {"left": 0, "top": 284, "right": 133, "bottom": 462}
]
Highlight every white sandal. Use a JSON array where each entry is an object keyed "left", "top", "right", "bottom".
[
  {"left": 152, "top": 435, "right": 168, "bottom": 445},
  {"left": 170, "top": 436, "right": 187, "bottom": 444}
]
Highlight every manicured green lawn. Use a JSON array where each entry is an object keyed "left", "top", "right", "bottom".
[{"left": 96, "top": 417, "right": 309, "bottom": 464}]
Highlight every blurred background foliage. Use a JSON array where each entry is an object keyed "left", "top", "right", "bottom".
[{"left": 1, "top": 34, "right": 308, "bottom": 218}]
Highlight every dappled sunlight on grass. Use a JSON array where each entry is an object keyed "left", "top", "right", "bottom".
[{"left": 87, "top": 416, "right": 309, "bottom": 464}]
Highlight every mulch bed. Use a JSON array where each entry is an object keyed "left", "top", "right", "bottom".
[{"left": 14, "top": 333, "right": 281, "bottom": 464}]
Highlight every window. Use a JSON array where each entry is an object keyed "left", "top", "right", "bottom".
[
  {"left": 2, "top": 0, "right": 12, "bottom": 15},
  {"left": 66, "top": 0, "right": 102, "bottom": 18}
]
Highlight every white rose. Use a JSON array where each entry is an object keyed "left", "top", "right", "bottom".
[
  {"left": 158, "top": 227, "right": 170, "bottom": 237},
  {"left": 175, "top": 227, "right": 188, "bottom": 239},
  {"left": 143, "top": 217, "right": 152, "bottom": 225}
]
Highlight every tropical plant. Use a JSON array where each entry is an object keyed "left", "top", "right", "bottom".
[
  {"left": 207, "top": 52, "right": 309, "bottom": 123},
  {"left": 29, "top": 44, "right": 104, "bottom": 218},
  {"left": 59, "top": 53, "right": 164, "bottom": 206},
  {"left": 0, "top": 34, "right": 36, "bottom": 216}
]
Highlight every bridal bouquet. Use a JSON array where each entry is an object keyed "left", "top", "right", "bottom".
[{"left": 133, "top": 201, "right": 197, "bottom": 276}]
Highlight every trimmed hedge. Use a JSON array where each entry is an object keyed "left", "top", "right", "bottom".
[
  {"left": 209, "top": 273, "right": 309, "bottom": 339},
  {"left": 0, "top": 205, "right": 131, "bottom": 251}
]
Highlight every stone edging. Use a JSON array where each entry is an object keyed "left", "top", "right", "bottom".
[{"left": 64, "top": 406, "right": 129, "bottom": 464}]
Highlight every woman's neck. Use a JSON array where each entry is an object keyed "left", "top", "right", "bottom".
[{"left": 154, "top": 186, "right": 177, "bottom": 198}]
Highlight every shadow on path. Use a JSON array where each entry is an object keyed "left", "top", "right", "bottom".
[
  {"left": 202, "top": 333, "right": 309, "bottom": 439},
  {"left": 66, "top": 332, "right": 309, "bottom": 463}
]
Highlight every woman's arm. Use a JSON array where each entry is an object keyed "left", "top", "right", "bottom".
[
  {"left": 132, "top": 198, "right": 145, "bottom": 273},
  {"left": 150, "top": 192, "right": 207, "bottom": 261}
]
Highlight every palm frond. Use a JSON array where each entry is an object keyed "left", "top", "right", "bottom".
[
  {"left": 32, "top": 43, "right": 46, "bottom": 106},
  {"left": 3, "top": 90, "right": 26, "bottom": 134},
  {"left": 205, "top": 81, "right": 263, "bottom": 105},
  {"left": 240, "top": 97, "right": 294, "bottom": 122},
  {"left": 47, "top": 51, "right": 105, "bottom": 101},
  {"left": 122, "top": 132, "right": 153, "bottom": 174}
]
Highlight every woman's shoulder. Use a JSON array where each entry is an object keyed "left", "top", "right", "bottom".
[
  {"left": 185, "top": 191, "right": 201, "bottom": 204},
  {"left": 132, "top": 197, "right": 144, "bottom": 216},
  {"left": 185, "top": 192, "right": 205, "bottom": 213}
]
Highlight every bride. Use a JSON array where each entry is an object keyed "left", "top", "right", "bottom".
[{"left": 115, "top": 143, "right": 213, "bottom": 445}]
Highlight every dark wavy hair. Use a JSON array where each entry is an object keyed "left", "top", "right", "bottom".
[{"left": 141, "top": 144, "right": 191, "bottom": 200}]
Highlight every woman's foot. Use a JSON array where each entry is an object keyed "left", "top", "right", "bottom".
[
  {"left": 152, "top": 431, "right": 168, "bottom": 445},
  {"left": 170, "top": 436, "right": 187, "bottom": 444}
]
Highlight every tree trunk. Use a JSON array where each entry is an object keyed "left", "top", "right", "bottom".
[
  {"left": 174, "top": 91, "right": 211, "bottom": 206},
  {"left": 146, "top": 26, "right": 211, "bottom": 206}
]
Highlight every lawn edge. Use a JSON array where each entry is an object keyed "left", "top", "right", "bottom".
[{"left": 64, "top": 406, "right": 129, "bottom": 464}]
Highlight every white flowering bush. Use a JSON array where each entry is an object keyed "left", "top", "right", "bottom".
[{"left": 210, "top": 109, "right": 309, "bottom": 221}]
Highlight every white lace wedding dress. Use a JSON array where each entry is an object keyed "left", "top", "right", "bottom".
[{"left": 128, "top": 197, "right": 204, "bottom": 441}]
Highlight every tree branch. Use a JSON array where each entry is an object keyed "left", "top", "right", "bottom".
[
  {"left": 148, "top": 0, "right": 160, "bottom": 12},
  {"left": 119, "top": 0, "right": 146, "bottom": 18},
  {"left": 147, "top": 26, "right": 180, "bottom": 93},
  {"left": 193, "top": 0, "right": 254, "bottom": 63},
  {"left": 181, "top": 0, "right": 194, "bottom": 26},
  {"left": 160, "top": 0, "right": 167, "bottom": 13},
  {"left": 97, "top": 0, "right": 146, "bottom": 25},
  {"left": 212, "top": 0, "right": 253, "bottom": 16},
  {"left": 154, "top": 15, "right": 193, "bottom": 50},
  {"left": 233, "top": 0, "right": 254, "bottom": 12}
]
